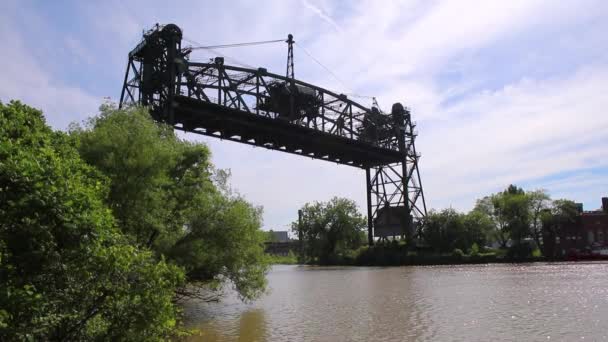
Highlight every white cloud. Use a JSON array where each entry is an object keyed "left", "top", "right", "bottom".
[
  {"left": 300, "top": 0, "right": 342, "bottom": 32},
  {"left": 419, "top": 66, "right": 608, "bottom": 210},
  {"left": 0, "top": 13, "right": 100, "bottom": 129}
]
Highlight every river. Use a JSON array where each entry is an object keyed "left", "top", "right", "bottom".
[{"left": 182, "top": 262, "right": 608, "bottom": 341}]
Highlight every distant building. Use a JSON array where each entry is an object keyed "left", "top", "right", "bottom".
[
  {"left": 264, "top": 230, "right": 297, "bottom": 256},
  {"left": 271, "top": 230, "right": 289, "bottom": 242},
  {"left": 583, "top": 197, "right": 608, "bottom": 246},
  {"left": 545, "top": 197, "right": 608, "bottom": 256}
]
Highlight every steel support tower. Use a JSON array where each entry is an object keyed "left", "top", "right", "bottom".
[{"left": 119, "top": 24, "right": 427, "bottom": 244}]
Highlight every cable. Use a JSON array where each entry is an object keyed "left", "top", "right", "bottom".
[
  {"left": 182, "top": 36, "right": 255, "bottom": 69},
  {"left": 294, "top": 42, "right": 351, "bottom": 92},
  {"left": 188, "top": 39, "right": 284, "bottom": 50},
  {"left": 183, "top": 36, "right": 379, "bottom": 108}
]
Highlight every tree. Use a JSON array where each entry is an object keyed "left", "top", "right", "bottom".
[
  {"left": 71, "top": 104, "right": 269, "bottom": 300},
  {"left": 501, "top": 185, "right": 531, "bottom": 245},
  {"left": 541, "top": 199, "right": 580, "bottom": 257},
  {"left": 478, "top": 185, "right": 532, "bottom": 249},
  {"left": 292, "top": 197, "right": 366, "bottom": 263},
  {"left": 474, "top": 195, "right": 509, "bottom": 247},
  {"left": 424, "top": 208, "right": 486, "bottom": 253},
  {"left": 168, "top": 191, "right": 269, "bottom": 301},
  {"left": 0, "top": 101, "right": 183, "bottom": 340},
  {"left": 527, "top": 189, "right": 551, "bottom": 254},
  {"left": 463, "top": 209, "right": 494, "bottom": 249}
]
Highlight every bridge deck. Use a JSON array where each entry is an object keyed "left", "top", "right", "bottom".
[{"left": 173, "top": 96, "right": 404, "bottom": 168}]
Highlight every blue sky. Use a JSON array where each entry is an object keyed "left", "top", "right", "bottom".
[{"left": 1, "top": 0, "right": 607, "bottom": 230}]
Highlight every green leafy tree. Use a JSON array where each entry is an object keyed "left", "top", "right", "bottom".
[
  {"left": 71, "top": 105, "right": 268, "bottom": 300},
  {"left": 474, "top": 195, "right": 509, "bottom": 247},
  {"left": 499, "top": 185, "right": 531, "bottom": 245},
  {"left": 463, "top": 210, "right": 494, "bottom": 248},
  {"left": 0, "top": 101, "right": 183, "bottom": 340},
  {"left": 292, "top": 197, "right": 366, "bottom": 263},
  {"left": 527, "top": 189, "right": 551, "bottom": 253},
  {"left": 541, "top": 199, "right": 580, "bottom": 257},
  {"left": 478, "top": 185, "right": 531, "bottom": 248},
  {"left": 168, "top": 191, "right": 269, "bottom": 301},
  {"left": 424, "top": 208, "right": 470, "bottom": 253}
]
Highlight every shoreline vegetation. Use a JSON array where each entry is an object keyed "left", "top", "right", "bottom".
[
  {"left": 281, "top": 186, "right": 585, "bottom": 268},
  {"left": 1, "top": 102, "right": 270, "bottom": 340},
  {"left": 268, "top": 245, "right": 608, "bottom": 267}
]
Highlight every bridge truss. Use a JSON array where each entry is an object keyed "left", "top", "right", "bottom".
[{"left": 119, "top": 24, "right": 427, "bottom": 244}]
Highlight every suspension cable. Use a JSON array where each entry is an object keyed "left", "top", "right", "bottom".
[
  {"left": 294, "top": 42, "right": 350, "bottom": 91},
  {"left": 183, "top": 36, "right": 379, "bottom": 108},
  {"left": 182, "top": 36, "right": 255, "bottom": 69},
  {"left": 187, "top": 39, "right": 284, "bottom": 50}
]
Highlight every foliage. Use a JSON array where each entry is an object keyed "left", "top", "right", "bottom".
[
  {"left": 541, "top": 199, "right": 580, "bottom": 257},
  {"left": 71, "top": 105, "right": 269, "bottom": 301},
  {"left": 0, "top": 101, "right": 183, "bottom": 340},
  {"left": 423, "top": 208, "right": 489, "bottom": 253},
  {"left": 498, "top": 185, "right": 531, "bottom": 244},
  {"left": 507, "top": 241, "right": 535, "bottom": 259},
  {"left": 452, "top": 248, "right": 465, "bottom": 258},
  {"left": 528, "top": 189, "right": 550, "bottom": 253},
  {"left": 72, "top": 104, "right": 213, "bottom": 248},
  {"left": 168, "top": 192, "right": 269, "bottom": 301},
  {"left": 469, "top": 243, "right": 480, "bottom": 256},
  {"left": 474, "top": 195, "right": 510, "bottom": 247},
  {"left": 473, "top": 185, "right": 550, "bottom": 251},
  {"left": 267, "top": 250, "right": 298, "bottom": 265},
  {"left": 263, "top": 230, "right": 279, "bottom": 242},
  {"left": 292, "top": 197, "right": 366, "bottom": 264},
  {"left": 463, "top": 210, "right": 494, "bottom": 248}
]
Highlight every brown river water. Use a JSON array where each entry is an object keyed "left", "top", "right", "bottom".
[{"left": 182, "top": 262, "right": 608, "bottom": 341}]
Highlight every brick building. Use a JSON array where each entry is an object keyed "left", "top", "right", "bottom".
[
  {"left": 582, "top": 197, "right": 608, "bottom": 246},
  {"left": 545, "top": 197, "right": 608, "bottom": 256}
]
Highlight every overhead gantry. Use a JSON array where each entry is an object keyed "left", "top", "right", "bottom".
[{"left": 119, "top": 23, "right": 427, "bottom": 244}]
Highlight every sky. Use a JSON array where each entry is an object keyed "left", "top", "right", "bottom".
[{"left": 1, "top": 0, "right": 607, "bottom": 231}]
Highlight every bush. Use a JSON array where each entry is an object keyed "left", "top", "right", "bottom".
[
  {"left": 507, "top": 242, "right": 534, "bottom": 259},
  {"left": 469, "top": 243, "right": 480, "bottom": 257},
  {"left": 452, "top": 248, "right": 465, "bottom": 258},
  {"left": 267, "top": 250, "right": 298, "bottom": 265}
]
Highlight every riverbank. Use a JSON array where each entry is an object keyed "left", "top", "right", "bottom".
[{"left": 267, "top": 244, "right": 608, "bottom": 266}]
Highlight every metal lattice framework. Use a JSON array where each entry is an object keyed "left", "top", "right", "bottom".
[{"left": 119, "top": 23, "right": 427, "bottom": 244}]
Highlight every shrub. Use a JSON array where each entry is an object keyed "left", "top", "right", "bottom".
[
  {"left": 452, "top": 248, "right": 465, "bottom": 258},
  {"left": 469, "top": 243, "right": 480, "bottom": 257},
  {"left": 507, "top": 242, "right": 534, "bottom": 259}
]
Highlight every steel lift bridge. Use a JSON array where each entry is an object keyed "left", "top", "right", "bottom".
[{"left": 119, "top": 24, "right": 427, "bottom": 245}]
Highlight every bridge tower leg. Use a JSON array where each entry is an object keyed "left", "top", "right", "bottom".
[
  {"left": 366, "top": 167, "right": 374, "bottom": 245},
  {"left": 366, "top": 103, "right": 427, "bottom": 244},
  {"left": 119, "top": 24, "right": 183, "bottom": 124}
]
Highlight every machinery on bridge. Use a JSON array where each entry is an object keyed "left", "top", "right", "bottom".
[{"left": 119, "top": 23, "right": 427, "bottom": 244}]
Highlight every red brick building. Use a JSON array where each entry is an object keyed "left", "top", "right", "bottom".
[
  {"left": 544, "top": 197, "right": 608, "bottom": 256},
  {"left": 582, "top": 197, "right": 608, "bottom": 246}
]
